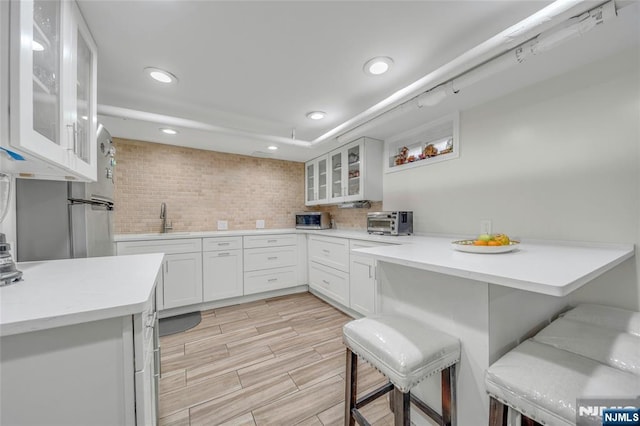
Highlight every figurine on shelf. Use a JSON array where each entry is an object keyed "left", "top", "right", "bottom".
[
  {"left": 423, "top": 143, "right": 438, "bottom": 157},
  {"left": 395, "top": 146, "right": 409, "bottom": 165}
]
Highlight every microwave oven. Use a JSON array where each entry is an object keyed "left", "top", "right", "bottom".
[
  {"left": 367, "top": 211, "right": 413, "bottom": 235},
  {"left": 295, "top": 212, "right": 332, "bottom": 229}
]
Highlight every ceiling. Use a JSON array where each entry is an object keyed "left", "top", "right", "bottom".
[{"left": 78, "top": 1, "right": 639, "bottom": 162}]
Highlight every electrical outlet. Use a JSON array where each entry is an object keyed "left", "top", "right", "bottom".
[
  {"left": 480, "top": 219, "right": 492, "bottom": 235},
  {"left": 256, "top": 219, "right": 265, "bottom": 229},
  {"left": 217, "top": 220, "right": 228, "bottom": 231}
]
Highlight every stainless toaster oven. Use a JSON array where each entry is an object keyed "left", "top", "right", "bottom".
[
  {"left": 295, "top": 212, "right": 332, "bottom": 229},
  {"left": 367, "top": 211, "right": 413, "bottom": 235}
]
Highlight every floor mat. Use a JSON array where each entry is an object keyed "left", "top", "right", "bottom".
[{"left": 159, "top": 311, "right": 202, "bottom": 337}]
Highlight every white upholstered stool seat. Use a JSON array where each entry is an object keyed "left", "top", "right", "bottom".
[
  {"left": 342, "top": 315, "right": 461, "bottom": 426},
  {"left": 486, "top": 304, "right": 640, "bottom": 426}
]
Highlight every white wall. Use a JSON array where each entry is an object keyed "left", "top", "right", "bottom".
[{"left": 384, "top": 48, "right": 640, "bottom": 310}]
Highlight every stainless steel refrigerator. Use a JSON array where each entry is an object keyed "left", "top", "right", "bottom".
[{"left": 16, "top": 125, "right": 116, "bottom": 262}]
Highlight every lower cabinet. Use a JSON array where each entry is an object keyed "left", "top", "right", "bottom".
[
  {"left": 163, "top": 252, "right": 203, "bottom": 309},
  {"left": 203, "top": 237, "right": 243, "bottom": 302},
  {"left": 309, "top": 260, "right": 349, "bottom": 306},
  {"left": 308, "top": 236, "right": 393, "bottom": 316},
  {"left": 0, "top": 287, "right": 159, "bottom": 426},
  {"left": 243, "top": 234, "right": 298, "bottom": 295},
  {"left": 116, "top": 238, "right": 203, "bottom": 311},
  {"left": 244, "top": 267, "right": 297, "bottom": 295},
  {"left": 349, "top": 240, "right": 385, "bottom": 316},
  {"left": 308, "top": 235, "right": 350, "bottom": 307}
]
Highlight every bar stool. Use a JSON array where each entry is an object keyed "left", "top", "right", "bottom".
[
  {"left": 486, "top": 304, "right": 640, "bottom": 426},
  {"left": 342, "top": 315, "right": 461, "bottom": 426}
]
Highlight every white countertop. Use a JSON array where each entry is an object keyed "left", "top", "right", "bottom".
[
  {"left": 114, "top": 228, "right": 635, "bottom": 297},
  {"left": 0, "top": 253, "right": 164, "bottom": 337},
  {"left": 114, "top": 228, "right": 302, "bottom": 242},
  {"left": 352, "top": 236, "right": 634, "bottom": 297},
  {"left": 114, "top": 228, "right": 410, "bottom": 243}
]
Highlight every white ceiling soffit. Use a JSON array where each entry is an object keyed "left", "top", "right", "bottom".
[{"left": 93, "top": 0, "right": 638, "bottom": 161}]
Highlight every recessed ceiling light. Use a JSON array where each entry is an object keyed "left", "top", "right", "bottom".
[
  {"left": 306, "top": 111, "right": 326, "bottom": 120},
  {"left": 32, "top": 40, "right": 44, "bottom": 51},
  {"left": 363, "top": 57, "right": 394, "bottom": 76},
  {"left": 145, "top": 67, "right": 178, "bottom": 84},
  {"left": 267, "top": 145, "right": 278, "bottom": 150},
  {"left": 160, "top": 128, "right": 178, "bottom": 135}
]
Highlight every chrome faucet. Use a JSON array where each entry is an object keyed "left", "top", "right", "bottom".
[{"left": 160, "top": 202, "right": 173, "bottom": 233}]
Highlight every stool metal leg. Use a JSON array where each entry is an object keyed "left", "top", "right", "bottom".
[
  {"left": 488, "top": 397, "right": 508, "bottom": 426},
  {"left": 442, "top": 364, "right": 457, "bottom": 426},
  {"left": 345, "top": 348, "right": 358, "bottom": 426},
  {"left": 392, "top": 388, "right": 410, "bottom": 426},
  {"left": 522, "top": 417, "right": 543, "bottom": 426}
]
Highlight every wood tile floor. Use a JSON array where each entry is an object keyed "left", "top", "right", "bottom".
[{"left": 158, "top": 292, "right": 395, "bottom": 426}]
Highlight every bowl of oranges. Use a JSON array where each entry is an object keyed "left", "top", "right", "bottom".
[{"left": 452, "top": 233, "right": 519, "bottom": 254}]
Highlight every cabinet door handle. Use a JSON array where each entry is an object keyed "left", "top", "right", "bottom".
[
  {"left": 267, "top": 278, "right": 278, "bottom": 282},
  {"left": 267, "top": 256, "right": 278, "bottom": 260},
  {"left": 66, "top": 122, "right": 77, "bottom": 154},
  {"left": 218, "top": 242, "right": 230, "bottom": 246},
  {"left": 165, "top": 261, "right": 169, "bottom": 274},
  {"left": 218, "top": 252, "right": 230, "bottom": 256},
  {"left": 322, "top": 249, "right": 330, "bottom": 254},
  {"left": 267, "top": 239, "right": 277, "bottom": 243},
  {"left": 322, "top": 279, "right": 330, "bottom": 285},
  {"left": 368, "top": 265, "right": 372, "bottom": 279}
]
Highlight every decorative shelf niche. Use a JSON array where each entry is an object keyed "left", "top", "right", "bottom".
[{"left": 384, "top": 112, "right": 459, "bottom": 173}]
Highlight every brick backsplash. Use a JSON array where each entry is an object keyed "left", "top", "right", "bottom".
[
  {"left": 309, "top": 202, "right": 383, "bottom": 230},
  {"left": 114, "top": 139, "right": 307, "bottom": 234},
  {"left": 114, "top": 138, "right": 377, "bottom": 234}
]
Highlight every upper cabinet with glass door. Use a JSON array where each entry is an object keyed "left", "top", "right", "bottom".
[
  {"left": 328, "top": 138, "right": 383, "bottom": 204},
  {"left": 304, "top": 155, "right": 328, "bottom": 206},
  {"left": 4, "top": 0, "right": 97, "bottom": 181},
  {"left": 305, "top": 138, "right": 383, "bottom": 206}
]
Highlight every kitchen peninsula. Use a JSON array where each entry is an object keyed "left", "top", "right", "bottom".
[
  {"left": 352, "top": 237, "right": 634, "bottom": 424},
  {"left": 0, "top": 254, "right": 164, "bottom": 425}
]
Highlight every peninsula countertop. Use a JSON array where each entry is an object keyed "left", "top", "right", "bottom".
[
  {"left": 351, "top": 236, "right": 634, "bottom": 297},
  {"left": 0, "top": 253, "right": 164, "bottom": 337}
]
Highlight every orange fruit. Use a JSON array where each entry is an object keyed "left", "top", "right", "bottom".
[
  {"left": 473, "top": 240, "right": 488, "bottom": 246},
  {"left": 487, "top": 241, "right": 501, "bottom": 246}
]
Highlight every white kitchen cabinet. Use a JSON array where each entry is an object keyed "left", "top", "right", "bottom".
[
  {"left": 308, "top": 235, "right": 349, "bottom": 272},
  {"left": 349, "top": 239, "right": 392, "bottom": 316},
  {"left": 4, "top": 0, "right": 97, "bottom": 181},
  {"left": 116, "top": 238, "right": 203, "bottom": 311},
  {"left": 308, "top": 235, "right": 350, "bottom": 307},
  {"left": 304, "top": 155, "right": 329, "bottom": 206},
  {"left": 309, "top": 260, "right": 349, "bottom": 307},
  {"left": 0, "top": 286, "right": 158, "bottom": 426},
  {"left": 244, "top": 267, "right": 297, "bottom": 295},
  {"left": 244, "top": 245, "right": 297, "bottom": 271},
  {"left": 328, "top": 138, "right": 383, "bottom": 204},
  {"left": 163, "top": 252, "right": 203, "bottom": 309},
  {"left": 244, "top": 233, "right": 297, "bottom": 249},
  {"left": 243, "top": 234, "right": 298, "bottom": 295},
  {"left": 203, "top": 237, "right": 243, "bottom": 302}
]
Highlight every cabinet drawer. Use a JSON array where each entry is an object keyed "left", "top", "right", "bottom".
[
  {"left": 308, "top": 235, "right": 349, "bottom": 272},
  {"left": 349, "top": 239, "right": 393, "bottom": 251},
  {"left": 243, "top": 234, "right": 297, "bottom": 249},
  {"left": 203, "top": 237, "right": 242, "bottom": 251},
  {"left": 116, "top": 238, "right": 202, "bottom": 255},
  {"left": 244, "top": 267, "right": 297, "bottom": 295},
  {"left": 244, "top": 246, "right": 296, "bottom": 272},
  {"left": 309, "top": 261, "right": 349, "bottom": 306}
]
